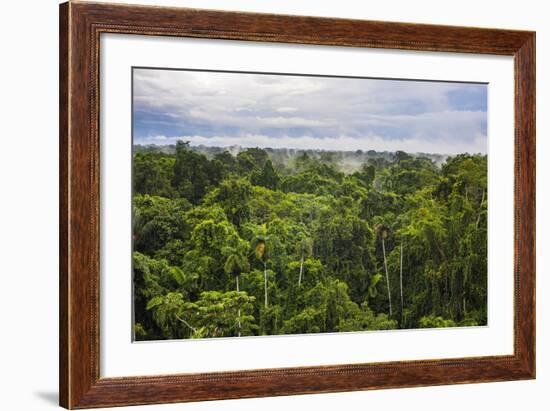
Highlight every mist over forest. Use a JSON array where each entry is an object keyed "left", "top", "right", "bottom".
[
  {"left": 133, "top": 141, "right": 487, "bottom": 341},
  {"left": 135, "top": 143, "right": 450, "bottom": 173}
]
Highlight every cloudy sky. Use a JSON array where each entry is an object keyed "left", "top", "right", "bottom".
[{"left": 133, "top": 68, "right": 487, "bottom": 155}]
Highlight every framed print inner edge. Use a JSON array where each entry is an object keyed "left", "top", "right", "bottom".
[{"left": 103, "top": 37, "right": 512, "bottom": 377}]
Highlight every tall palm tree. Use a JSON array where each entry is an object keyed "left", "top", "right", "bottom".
[
  {"left": 224, "top": 250, "right": 249, "bottom": 293},
  {"left": 223, "top": 247, "right": 250, "bottom": 337},
  {"left": 250, "top": 225, "right": 270, "bottom": 307},
  {"left": 399, "top": 241, "right": 404, "bottom": 321},
  {"left": 375, "top": 224, "right": 392, "bottom": 316},
  {"left": 296, "top": 235, "right": 313, "bottom": 287}
]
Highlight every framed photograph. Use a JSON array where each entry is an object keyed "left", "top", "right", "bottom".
[{"left": 59, "top": 1, "right": 535, "bottom": 408}]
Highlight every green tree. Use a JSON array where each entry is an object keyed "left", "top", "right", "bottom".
[
  {"left": 295, "top": 232, "right": 313, "bottom": 287},
  {"left": 375, "top": 223, "right": 393, "bottom": 317},
  {"left": 205, "top": 178, "right": 252, "bottom": 227},
  {"left": 250, "top": 224, "right": 271, "bottom": 307},
  {"left": 133, "top": 152, "right": 176, "bottom": 197},
  {"left": 251, "top": 159, "right": 280, "bottom": 190},
  {"left": 223, "top": 242, "right": 250, "bottom": 336},
  {"left": 172, "top": 141, "right": 217, "bottom": 203}
]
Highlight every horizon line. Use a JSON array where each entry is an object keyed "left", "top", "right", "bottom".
[{"left": 132, "top": 141, "right": 487, "bottom": 157}]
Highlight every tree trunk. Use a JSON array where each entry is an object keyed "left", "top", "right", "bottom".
[
  {"left": 175, "top": 313, "right": 197, "bottom": 334},
  {"left": 382, "top": 238, "right": 392, "bottom": 316},
  {"left": 298, "top": 251, "right": 304, "bottom": 286},
  {"left": 236, "top": 275, "right": 241, "bottom": 337},
  {"left": 399, "top": 242, "right": 404, "bottom": 320},
  {"left": 475, "top": 189, "right": 486, "bottom": 229},
  {"left": 264, "top": 261, "right": 268, "bottom": 307}
]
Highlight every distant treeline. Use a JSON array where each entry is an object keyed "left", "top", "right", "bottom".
[
  {"left": 133, "top": 141, "right": 487, "bottom": 340},
  {"left": 134, "top": 144, "right": 450, "bottom": 172}
]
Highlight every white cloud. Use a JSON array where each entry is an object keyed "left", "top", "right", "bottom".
[
  {"left": 133, "top": 69, "right": 487, "bottom": 154},
  {"left": 276, "top": 107, "right": 298, "bottom": 113}
]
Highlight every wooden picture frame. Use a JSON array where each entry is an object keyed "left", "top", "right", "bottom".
[{"left": 59, "top": 1, "right": 535, "bottom": 408}]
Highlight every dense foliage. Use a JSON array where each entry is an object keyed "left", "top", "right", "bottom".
[{"left": 133, "top": 141, "right": 487, "bottom": 340}]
